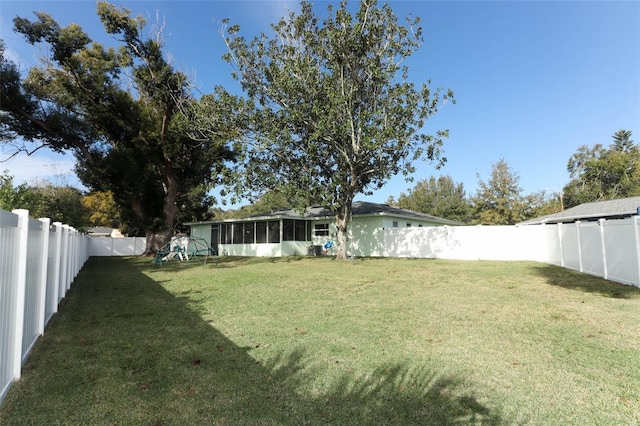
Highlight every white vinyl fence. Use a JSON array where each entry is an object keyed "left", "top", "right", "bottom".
[
  {"left": 1, "top": 209, "right": 639, "bottom": 405},
  {"left": 87, "top": 236, "right": 146, "bottom": 256},
  {"left": 382, "top": 216, "right": 640, "bottom": 287},
  {"left": 0, "top": 209, "right": 88, "bottom": 404}
]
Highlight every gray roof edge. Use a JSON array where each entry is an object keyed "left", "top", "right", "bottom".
[
  {"left": 518, "top": 196, "right": 640, "bottom": 225},
  {"left": 186, "top": 201, "right": 461, "bottom": 226}
]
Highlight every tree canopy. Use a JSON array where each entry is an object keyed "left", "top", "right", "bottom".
[
  {"left": 471, "top": 159, "right": 557, "bottom": 225},
  {"left": 1, "top": 2, "right": 239, "bottom": 253},
  {"left": 0, "top": 171, "right": 28, "bottom": 211},
  {"left": 222, "top": 0, "right": 454, "bottom": 258},
  {"left": 0, "top": 171, "right": 89, "bottom": 228},
  {"left": 563, "top": 130, "right": 640, "bottom": 208},
  {"left": 82, "top": 191, "right": 122, "bottom": 229},
  {"left": 391, "top": 175, "right": 472, "bottom": 223}
]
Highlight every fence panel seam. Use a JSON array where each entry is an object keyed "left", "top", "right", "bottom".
[
  {"left": 36, "top": 218, "right": 50, "bottom": 336},
  {"left": 599, "top": 219, "right": 608, "bottom": 280},
  {"left": 635, "top": 217, "right": 640, "bottom": 286}
]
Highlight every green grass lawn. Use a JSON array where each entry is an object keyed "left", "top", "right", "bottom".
[{"left": 1, "top": 256, "right": 639, "bottom": 425}]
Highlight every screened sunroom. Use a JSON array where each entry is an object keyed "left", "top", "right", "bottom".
[
  {"left": 185, "top": 201, "right": 460, "bottom": 258},
  {"left": 188, "top": 216, "right": 334, "bottom": 257}
]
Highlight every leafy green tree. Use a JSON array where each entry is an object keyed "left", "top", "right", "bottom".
[
  {"left": 471, "top": 159, "right": 555, "bottom": 225},
  {"left": 520, "top": 190, "right": 562, "bottom": 221},
  {"left": 392, "top": 175, "right": 471, "bottom": 222},
  {"left": 472, "top": 159, "right": 523, "bottom": 225},
  {"left": 563, "top": 130, "right": 640, "bottom": 208},
  {"left": 0, "top": 170, "right": 89, "bottom": 226},
  {"left": 530, "top": 191, "right": 563, "bottom": 217},
  {"left": 0, "top": 171, "right": 29, "bottom": 210},
  {"left": 18, "top": 183, "right": 89, "bottom": 228},
  {"left": 1, "top": 3, "right": 238, "bottom": 254},
  {"left": 0, "top": 41, "right": 45, "bottom": 145},
  {"left": 82, "top": 191, "right": 121, "bottom": 228},
  {"left": 0, "top": 171, "right": 13, "bottom": 210},
  {"left": 222, "top": 0, "right": 454, "bottom": 259},
  {"left": 213, "top": 190, "right": 295, "bottom": 220},
  {"left": 612, "top": 129, "right": 635, "bottom": 152}
]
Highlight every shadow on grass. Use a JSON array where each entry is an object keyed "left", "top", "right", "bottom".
[
  {"left": 1, "top": 257, "right": 502, "bottom": 425},
  {"left": 150, "top": 254, "right": 313, "bottom": 271},
  {"left": 152, "top": 254, "right": 432, "bottom": 271},
  {"left": 531, "top": 264, "right": 640, "bottom": 299}
]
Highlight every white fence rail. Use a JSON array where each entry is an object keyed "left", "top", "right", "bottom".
[{"left": 0, "top": 209, "right": 88, "bottom": 404}]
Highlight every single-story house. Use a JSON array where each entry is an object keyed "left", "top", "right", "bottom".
[
  {"left": 185, "top": 201, "right": 460, "bottom": 257},
  {"left": 519, "top": 196, "right": 640, "bottom": 225}
]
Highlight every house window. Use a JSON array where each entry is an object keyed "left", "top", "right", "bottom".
[
  {"left": 232, "top": 223, "right": 243, "bottom": 244},
  {"left": 283, "top": 219, "right": 294, "bottom": 241},
  {"left": 283, "top": 219, "right": 309, "bottom": 241},
  {"left": 406, "top": 223, "right": 412, "bottom": 227},
  {"left": 256, "top": 221, "right": 267, "bottom": 243},
  {"left": 218, "top": 219, "right": 286, "bottom": 244},
  {"left": 220, "top": 224, "right": 231, "bottom": 244},
  {"left": 244, "top": 222, "right": 255, "bottom": 244},
  {"left": 392, "top": 221, "right": 398, "bottom": 228},
  {"left": 294, "top": 220, "right": 307, "bottom": 241},
  {"left": 315, "top": 223, "right": 329, "bottom": 236},
  {"left": 267, "top": 221, "right": 280, "bottom": 243}
]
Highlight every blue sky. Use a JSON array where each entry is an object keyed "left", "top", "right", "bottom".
[{"left": 1, "top": 0, "right": 638, "bottom": 207}]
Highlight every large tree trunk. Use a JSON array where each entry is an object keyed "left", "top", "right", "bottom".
[
  {"left": 140, "top": 172, "right": 180, "bottom": 256},
  {"left": 143, "top": 228, "right": 172, "bottom": 256},
  {"left": 334, "top": 202, "right": 352, "bottom": 260}
]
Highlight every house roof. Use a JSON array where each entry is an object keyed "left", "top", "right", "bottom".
[
  {"left": 519, "top": 196, "right": 640, "bottom": 225},
  {"left": 186, "top": 201, "right": 461, "bottom": 226},
  {"left": 252, "top": 201, "right": 461, "bottom": 224},
  {"left": 87, "top": 226, "right": 125, "bottom": 237},
  {"left": 87, "top": 226, "right": 113, "bottom": 235}
]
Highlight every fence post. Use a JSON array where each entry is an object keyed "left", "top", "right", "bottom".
[
  {"left": 598, "top": 219, "right": 608, "bottom": 280},
  {"left": 69, "top": 228, "right": 77, "bottom": 281},
  {"left": 36, "top": 218, "right": 50, "bottom": 336},
  {"left": 575, "top": 221, "right": 583, "bottom": 272},
  {"left": 634, "top": 216, "right": 640, "bottom": 286},
  {"left": 557, "top": 223, "right": 565, "bottom": 267},
  {"left": 66, "top": 226, "right": 73, "bottom": 291},
  {"left": 10, "top": 209, "right": 29, "bottom": 381},
  {"left": 59, "top": 225, "right": 69, "bottom": 299},
  {"left": 51, "top": 222, "right": 62, "bottom": 310}
]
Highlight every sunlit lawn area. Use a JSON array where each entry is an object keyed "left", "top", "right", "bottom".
[{"left": 1, "top": 256, "right": 639, "bottom": 425}]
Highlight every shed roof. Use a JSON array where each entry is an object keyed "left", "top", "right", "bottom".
[{"left": 519, "top": 196, "right": 640, "bottom": 225}]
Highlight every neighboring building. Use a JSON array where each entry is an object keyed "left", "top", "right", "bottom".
[
  {"left": 186, "top": 201, "right": 460, "bottom": 257},
  {"left": 87, "top": 226, "right": 124, "bottom": 238},
  {"left": 519, "top": 196, "right": 640, "bottom": 225}
]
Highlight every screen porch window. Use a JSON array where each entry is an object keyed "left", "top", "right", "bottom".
[
  {"left": 218, "top": 220, "right": 283, "bottom": 244},
  {"left": 283, "top": 219, "right": 309, "bottom": 241},
  {"left": 244, "top": 222, "right": 255, "bottom": 243},
  {"left": 267, "top": 221, "right": 280, "bottom": 243}
]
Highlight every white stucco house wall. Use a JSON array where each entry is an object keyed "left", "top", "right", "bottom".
[{"left": 185, "top": 201, "right": 460, "bottom": 258}]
